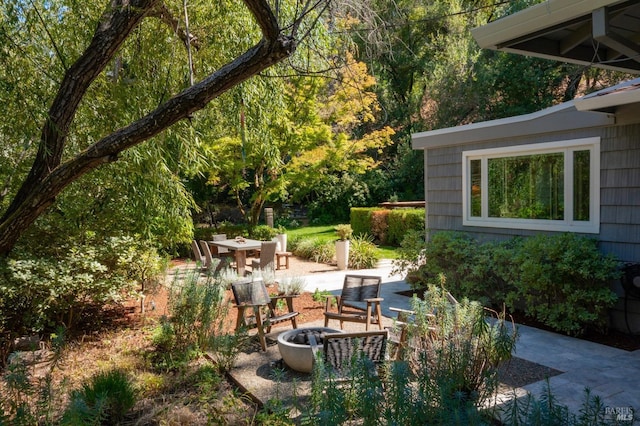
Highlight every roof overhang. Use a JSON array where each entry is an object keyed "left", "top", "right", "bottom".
[
  {"left": 471, "top": 0, "right": 640, "bottom": 74},
  {"left": 411, "top": 104, "right": 614, "bottom": 150}
]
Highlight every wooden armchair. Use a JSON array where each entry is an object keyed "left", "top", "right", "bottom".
[
  {"left": 324, "top": 275, "right": 384, "bottom": 331},
  {"left": 309, "top": 330, "right": 388, "bottom": 376},
  {"left": 231, "top": 279, "right": 299, "bottom": 351}
]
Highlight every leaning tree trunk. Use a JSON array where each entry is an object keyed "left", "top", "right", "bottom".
[{"left": 0, "top": 0, "right": 298, "bottom": 256}]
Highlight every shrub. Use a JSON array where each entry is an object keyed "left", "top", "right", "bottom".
[
  {"left": 350, "top": 207, "right": 382, "bottom": 237},
  {"left": 334, "top": 224, "right": 353, "bottom": 240},
  {"left": 348, "top": 235, "right": 380, "bottom": 269},
  {"left": 164, "top": 270, "right": 230, "bottom": 355},
  {"left": 407, "top": 282, "right": 517, "bottom": 406},
  {"left": 386, "top": 208, "right": 425, "bottom": 246},
  {"left": 506, "top": 233, "right": 619, "bottom": 335},
  {"left": 410, "top": 231, "right": 497, "bottom": 304},
  {"left": 0, "top": 233, "right": 166, "bottom": 359},
  {"left": 61, "top": 369, "right": 136, "bottom": 425},
  {"left": 249, "top": 225, "right": 278, "bottom": 241},
  {"left": 291, "top": 238, "right": 334, "bottom": 264},
  {"left": 370, "top": 209, "right": 390, "bottom": 244},
  {"left": 309, "top": 282, "right": 517, "bottom": 424},
  {"left": 391, "top": 229, "right": 428, "bottom": 281},
  {"left": 409, "top": 232, "right": 620, "bottom": 335}
]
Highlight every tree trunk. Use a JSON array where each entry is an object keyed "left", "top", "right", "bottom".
[{"left": 0, "top": 0, "right": 298, "bottom": 256}]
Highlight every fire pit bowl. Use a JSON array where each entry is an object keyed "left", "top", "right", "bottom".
[{"left": 277, "top": 327, "right": 343, "bottom": 373}]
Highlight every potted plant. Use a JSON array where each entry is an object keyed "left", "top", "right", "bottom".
[
  {"left": 334, "top": 224, "right": 352, "bottom": 270},
  {"left": 275, "top": 225, "right": 287, "bottom": 253}
]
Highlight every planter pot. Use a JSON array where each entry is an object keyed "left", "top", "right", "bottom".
[
  {"left": 335, "top": 239, "right": 350, "bottom": 270},
  {"left": 276, "top": 233, "right": 287, "bottom": 253}
]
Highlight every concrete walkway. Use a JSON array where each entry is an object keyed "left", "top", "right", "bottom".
[{"left": 294, "top": 261, "right": 640, "bottom": 417}]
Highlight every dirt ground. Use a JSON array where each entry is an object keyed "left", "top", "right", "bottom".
[{"left": 141, "top": 256, "right": 341, "bottom": 328}]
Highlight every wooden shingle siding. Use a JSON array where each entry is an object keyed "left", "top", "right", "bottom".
[
  {"left": 424, "top": 122, "right": 640, "bottom": 263},
  {"left": 599, "top": 123, "right": 640, "bottom": 262}
]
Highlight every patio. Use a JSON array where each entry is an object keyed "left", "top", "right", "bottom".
[
  {"left": 203, "top": 259, "right": 640, "bottom": 419},
  {"left": 164, "top": 253, "right": 640, "bottom": 420}
]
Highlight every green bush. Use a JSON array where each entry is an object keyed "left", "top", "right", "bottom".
[
  {"left": 409, "top": 232, "right": 620, "bottom": 336},
  {"left": 408, "top": 283, "right": 517, "bottom": 405},
  {"left": 0, "top": 234, "right": 166, "bottom": 360},
  {"left": 61, "top": 369, "right": 136, "bottom": 425},
  {"left": 408, "top": 231, "right": 499, "bottom": 305},
  {"left": 309, "top": 283, "right": 517, "bottom": 424},
  {"left": 506, "top": 233, "right": 619, "bottom": 335},
  {"left": 348, "top": 235, "right": 380, "bottom": 269},
  {"left": 249, "top": 225, "right": 278, "bottom": 241},
  {"left": 386, "top": 208, "right": 425, "bottom": 246},
  {"left": 290, "top": 238, "right": 335, "bottom": 264},
  {"left": 350, "top": 207, "right": 382, "bottom": 237}
]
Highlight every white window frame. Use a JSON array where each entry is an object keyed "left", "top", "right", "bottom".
[{"left": 462, "top": 137, "right": 600, "bottom": 233}]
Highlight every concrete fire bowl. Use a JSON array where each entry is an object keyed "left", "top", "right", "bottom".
[{"left": 277, "top": 327, "right": 343, "bottom": 373}]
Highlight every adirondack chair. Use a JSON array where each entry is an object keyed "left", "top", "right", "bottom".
[
  {"left": 324, "top": 275, "right": 384, "bottom": 331},
  {"left": 231, "top": 279, "right": 299, "bottom": 351}
]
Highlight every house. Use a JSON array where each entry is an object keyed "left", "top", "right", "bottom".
[{"left": 412, "top": 0, "right": 640, "bottom": 332}]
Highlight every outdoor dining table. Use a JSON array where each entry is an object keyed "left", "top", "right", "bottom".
[{"left": 208, "top": 238, "right": 262, "bottom": 276}]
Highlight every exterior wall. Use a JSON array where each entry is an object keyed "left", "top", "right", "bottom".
[
  {"left": 425, "top": 123, "right": 640, "bottom": 260},
  {"left": 423, "top": 121, "right": 640, "bottom": 332}
]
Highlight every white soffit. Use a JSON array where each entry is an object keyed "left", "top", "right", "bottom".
[{"left": 472, "top": 0, "right": 626, "bottom": 50}]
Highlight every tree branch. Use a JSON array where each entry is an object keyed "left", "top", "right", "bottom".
[
  {"left": 0, "top": 0, "right": 300, "bottom": 256},
  {"left": 148, "top": 2, "right": 201, "bottom": 52},
  {"left": 3, "top": 0, "right": 161, "bottom": 222}
]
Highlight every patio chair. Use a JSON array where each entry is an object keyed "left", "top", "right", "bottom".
[
  {"left": 231, "top": 278, "right": 299, "bottom": 351},
  {"left": 250, "top": 241, "right": 278, "bottom": 272},
  {"left": 324, "top": 275, "right": 384, "bottom": 331},
  {"left": 199, "top": 240, "right": 215, "bottom": 268},
  {"left": 191, "top": 240, "right": 205, "bottom": 265},
  {"left": 309, "top": 329, "right": 388, "bottom": 377},
  {"left": 210, "top": 234, "right": 235, "bottom": 258}
]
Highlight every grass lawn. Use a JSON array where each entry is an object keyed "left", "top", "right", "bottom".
[{"left": 287, "top": 225, "right": 399, "bottom": 259}]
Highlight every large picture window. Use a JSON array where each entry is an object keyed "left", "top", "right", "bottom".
[{"left": 462, "top": 138, "right": 600, "bottom": 233}]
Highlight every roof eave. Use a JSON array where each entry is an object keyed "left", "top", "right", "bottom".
[
  {"left": 411, "top": 105, "right": 615, "bottom": 150},
  {"left": 472, "top": 0, "right": 626, "bottom": 50}
]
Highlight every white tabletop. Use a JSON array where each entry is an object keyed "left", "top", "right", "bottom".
[{"left": 209, "top": 238, "right": 263, "bottom": 251}]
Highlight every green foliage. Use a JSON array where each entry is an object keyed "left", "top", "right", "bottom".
[
  {"left": 153, "top": 269, "right": 244, "bottom": 372},
  {"left": 290, "top": 238, "right": 335, "bottom": 264},
  {"left": 410, "top": 232, "right": 620, "bottom": 335},
  {"left": 61, "top": 369, "right": 136, "bottom": 425},
  {"left": 350, "top": 207, "right": 382, "bottom": 237},
  {"left": 165, "top": 270, "right": 230, "bottom": 355},
  {"left": 391, "top": 229, "right": 428, "bottom": 280},
  {"left": 334, "top": 224, "right": 353, "bottom": 240},
  {"left": 348, "top": 235, "right": 380, "bottom": 270},
  {"left": 412, "top": 283, "right": 516, "bottom": 400},
  {"left": 0, "top": 234, "right": 166, "bottom": 358},
  {"left": 309, "top": 282, "right": 516, "bottom": 424},
  {"left": 249, "top": 225, "right": 278, "bottom": 241},
  {"left": 507, "top": 233, "right": 620, "bottom": 335},
  {"left": 312, "top": 288, "right": 332, "bottom": 305},
  {"left": 386, "top": 208, "right": 425, "bottom": 246},
  {"left": 501, "top": 381, "right": 616, "bottom": 426}
]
